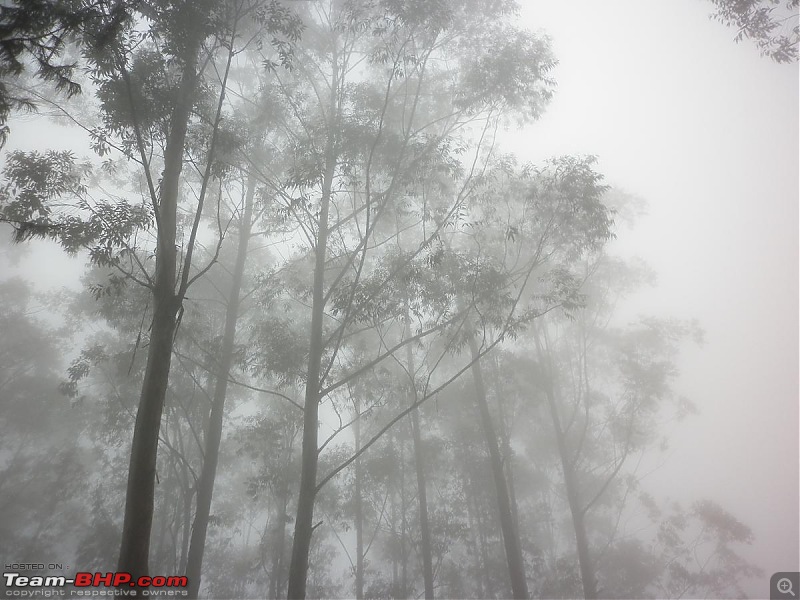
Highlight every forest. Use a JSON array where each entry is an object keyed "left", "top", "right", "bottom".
[{"left": 0, "top": 1, "right": 797, "bottom": 599}]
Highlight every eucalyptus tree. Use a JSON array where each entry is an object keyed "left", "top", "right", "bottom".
[
  {"left": 51, "top": 247, "right": 247, "bottom": 575},
  {"left": 0, "top": 0, "right": 303, "bottom": 579},
  {"left": 521, "top": 248, "right": 701, "bottom": 598},
  {"left": 244, "top": 1, "right": 556, "bottom": 596},
  {"left": 104, "top": 3, "right": 300, "bottom": 578},
  {"left": 184, "top": 171, "right": 255, "bottom": 598},
  {"left": 349, "top": 146, "right": 605, "bottom": 600},
  {"left": 182, "top": 81, "right": 298, "bottom": 592},
  {"left": 412, "top": 153, "right": 611, "bottom": 599}
]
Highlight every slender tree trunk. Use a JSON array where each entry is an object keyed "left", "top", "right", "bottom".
[
  {"left": 185, "top": 174, "right": 255, "bottom": 598},
  {"left": 462, "top": 468, "right": 485, "bottom": 598},
  {"left": 117, "top": 39, "right": 199, "bottom": 575},
  {"left": 390, "top": 455, "right": 399, "bottom": 597},
  {"left": 473, "top": 482, "right": 492, "bottom": 598},
  {"left": 545, "top": 389, "right": 597, "bottom": 599},
  {"left": 399, "top": 435, "right": 408, "bottom": 598},
  {"left": 409, "top": 409, "right": 434, "bottom": 598},
  {"left": 153, "top": 493, "right": 170, "bottom": 570},
  {"left": 286, "top": 59, "right": 338, "bottom": 599},
  {"left": 490, "top": 356, "right": 521, "bottom": 530},
  {"left": 532, "top": 326, "right": 597, "bottom": 599},
  {"left": 539, "top": 365, "right": 597, "bottom": 598},
  {"left": 285, "top": 232, "right": 326, "bottom": 599},
  {"left": 389, "top": 430, "right": 406, "bottom": 599},
  {"left": 570, "top": 509, "right": 596, "bottom": 600},
  {"left": 385, "top": 431, "right": 398, "bottom": 596},
  {"left": 269, "top": 465, "right": 290, "bottom": 600},
  {"left": 353, "top": 400, "right": 364, "bottom": 600},
  {"left": 405, "top": 318, "right": 435, "bottom": 600},
  {"left": 468, "top": 336, "right": 529, "bottom": 600},
  {"left": 179, "top": 460, "right": 193, "bottom": 573}
]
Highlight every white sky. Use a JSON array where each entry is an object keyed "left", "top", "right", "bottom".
[
  {"left": 510, "top": 0, "right": 799, "bottom": 594},
  {"left": 1, "top": 1, "right": 797, "bottom": 596}
]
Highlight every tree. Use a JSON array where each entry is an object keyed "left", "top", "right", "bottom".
[
  {"left": 648, "top": 498, "right": 763, "bottom": 598},
  {"left": 708, "top": 0, "right": 799, "bottom": 62},
  {"left": 0, "top": 0, "right": 99, "bottom": 145},
  {"left": 260, "top": 2, "right": 556, "bottom": 596},
  {"left": 460, "top": 157, "right": 612, "bottom": 599},
  {"left": 185, "top": 171, "right": 256, "bottom": 598},
  {"left": 0, "top": 0, "right": 303, "bottom": 580}
]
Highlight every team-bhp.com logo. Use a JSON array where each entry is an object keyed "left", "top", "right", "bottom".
[{"left": 3, "top": 572, "right": 188, "bottom": 597}]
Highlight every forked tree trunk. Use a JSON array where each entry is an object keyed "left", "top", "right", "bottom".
[
  {"left": 118, "top": 39, "right": 200, "bottom": 579},
  {"left": 185, "top": 174, "right": 256, "bottom": 598},
  {"left": 468, "top": 336, "right": 529, "bottom": 600}
]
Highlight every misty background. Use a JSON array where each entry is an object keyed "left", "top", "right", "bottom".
[{"left": 0, "top": 1, "right": 797, "bottom": 599}]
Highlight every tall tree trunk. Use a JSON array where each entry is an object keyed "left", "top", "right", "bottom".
[
  {"left": 473, "top": 481, "right": 493, "bottom": 598},
  {"left": 405, "top": 319, "right": 435, "bottom": 600},
  {"left": 544, "top": 387, "right": 597, "bottom": 599},
  {"left": 269, "top": 451, "right": 291, "bottom": 600},
  {"left": 490, "top": 356, "right": 521, "bottom": 530},
  {"left": 538, "top": 358, "right": 597, "bottom": 599},
  {"left": 389, "top": 443, "right": 399, "bottom": 597},
  {"left": 409, "top": 409, "right": 434, "bottom": 599},
  {"left": 532, "top": 326, "right": 597, "bottom": 599},
  {"left": 270, "top": 491, "right": 288, "bottom": 599},
  {"left": 185, "top": 174, "right": 256, "bottom": 598},
  {"left": 286, "top": 59, "right": 338, "bottom": 600},
  {"left": 570, "top": 508, "right": 597, "bottom": 600},
  {"left": 179, "top": 458, "right": 193, "bottom": 573},
  {"left": 353, "top": 400, "right": 364, "bottom": 600},
  {"left": 399, "top": 434, "right": 408, "bottom": 598},
  {"left": 468, "top": 336, "right": 529, "bottom": 600},
  {"left": 462, "top": 467, "right": 485, "bottom": 598},
  {"left": 118, "top": 39, "right": 200, "bottom": 578}
]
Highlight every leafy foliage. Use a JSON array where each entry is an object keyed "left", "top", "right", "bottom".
[
  {"left": 0, "top": 150, "right": 153, "bottom": 284},
  {"left": 709, "top": 0, "right": 799, "bottom": 62}
]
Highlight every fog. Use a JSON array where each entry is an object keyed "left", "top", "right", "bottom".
[{"left": 0, "top": 1, "right": 797, "bottom": 600}]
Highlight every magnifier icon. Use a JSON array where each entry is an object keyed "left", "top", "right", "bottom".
[{"left": 778, "top": 578, "right": 796, "bottom": 597}]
